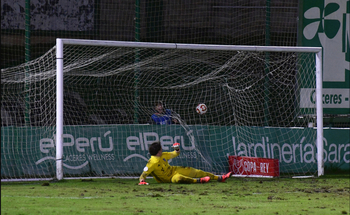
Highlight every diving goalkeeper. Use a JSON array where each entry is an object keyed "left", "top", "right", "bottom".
[{"left": 138, "top": 141, "right": 232, "bottom": 185}]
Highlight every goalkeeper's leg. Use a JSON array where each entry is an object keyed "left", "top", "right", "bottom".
[
  {"left": 172, "top": 166, "right": 219, "bottom": 182},
  {"left": 171, "top": 173, "right": 197, "bottom": 183},
  {"left": 171, "top": 173, "right": 212, "bottom": 183}
]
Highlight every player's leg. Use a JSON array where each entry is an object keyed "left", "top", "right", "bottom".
[
  {"left": 171, "top": 173, "right": 197, "bottom": 183},
  {"left": 171, "top": 173, "right": 210, "bottom": 184},
  {"left": 174, "top": 166, "right": 232, "bottom": 182},
  {"left": 174, "top": 166, "right": 219, "bottom": 180}
]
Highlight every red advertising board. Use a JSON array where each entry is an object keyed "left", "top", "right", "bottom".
[{"left": 228, "top": 156, "right": 279, "bottom": 177}]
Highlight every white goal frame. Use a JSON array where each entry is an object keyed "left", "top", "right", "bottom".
[{"left": 56, "top": 38, "right": 323, "bottom": 180}]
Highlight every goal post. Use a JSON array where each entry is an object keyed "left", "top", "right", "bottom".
[
  {"left": 55, "top": 38, "right": 323, "bottom": 180},
  {"left": 316, "top": 50, "right": 323, "bottom": 177},
  {"left": 56, "top": 39, "right": 64, "bottom": 180}
]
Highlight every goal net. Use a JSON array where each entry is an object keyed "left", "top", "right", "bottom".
[{"left": 1, "top": 39, "right": 323, "bottom": 181}]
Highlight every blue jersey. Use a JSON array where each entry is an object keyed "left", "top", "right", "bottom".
[{"left": 151, "top": 109, "right": 173, "bottom": 125}]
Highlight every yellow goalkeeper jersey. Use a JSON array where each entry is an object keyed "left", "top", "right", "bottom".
[{"left": 139, "top": 151, "right": 179, "bottom": 183}]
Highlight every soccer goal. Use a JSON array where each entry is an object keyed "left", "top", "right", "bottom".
[{"left": 1, "top": 39, "right": 323, "bottom": 181}]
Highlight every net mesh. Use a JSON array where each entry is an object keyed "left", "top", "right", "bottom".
[{"left": 1, "top": 42, "right": 318, "bottom": 180}]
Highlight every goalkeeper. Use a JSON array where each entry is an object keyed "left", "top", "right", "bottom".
[{"left": 139, "top": 141, "right": 232, "bottom": 185}]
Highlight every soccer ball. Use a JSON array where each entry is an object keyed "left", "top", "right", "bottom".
[{"left": 196, "top": 103, "right": 207, "bottom": 115}]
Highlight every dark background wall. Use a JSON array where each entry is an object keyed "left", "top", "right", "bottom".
[{"left": 1, "top": 0, "right": 299, "bottom": 69}]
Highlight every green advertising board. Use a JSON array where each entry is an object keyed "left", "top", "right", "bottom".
[
  {"left": 299, "top": 0, "right": 350, "bottom": 114},
  {"left": 1, "top": 125, "right": 349, "bottom": 178}
]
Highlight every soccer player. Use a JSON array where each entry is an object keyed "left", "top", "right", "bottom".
[
  {"left": 139, "top": 141, "right": 232, "bottom": 185},
  {"left": 150, "top": 101, "right": 177, "bottom": 125}
]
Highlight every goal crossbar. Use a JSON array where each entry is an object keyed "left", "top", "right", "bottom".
[{"left": 58, "top": 38, "right": 322, "bottom": 53}]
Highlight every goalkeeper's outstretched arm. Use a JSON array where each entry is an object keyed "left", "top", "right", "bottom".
[
  {"left": 139, "top": 171, "right": 148, "bottom": 182},
  {"left": 139, "top": 172, "right": 149, "bottom": 185}
]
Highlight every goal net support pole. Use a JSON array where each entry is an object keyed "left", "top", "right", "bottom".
[
  {"left": 55, "top": 38, "right": 323, "bottom": 180},
  {"left": 56, "top": 39, "right": 64, "bottom": 180},
  {"left": 316, "top": 51, "right": 323, "bottom": 177}
]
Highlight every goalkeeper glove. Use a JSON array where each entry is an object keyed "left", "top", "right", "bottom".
[
  {"left": 172, "top": 142, "right": 180, "bottom": 151},
  {"left": 138, "top": 179, "right": 149, "bottom": 185}
]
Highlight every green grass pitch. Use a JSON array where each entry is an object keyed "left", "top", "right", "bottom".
[{"left": 1, "top": 174, "right": 349, "bottom": 215}]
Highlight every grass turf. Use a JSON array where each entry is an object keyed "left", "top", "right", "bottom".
[{"left": 1, "top": 174, "right": 349, "bottom": 215}]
